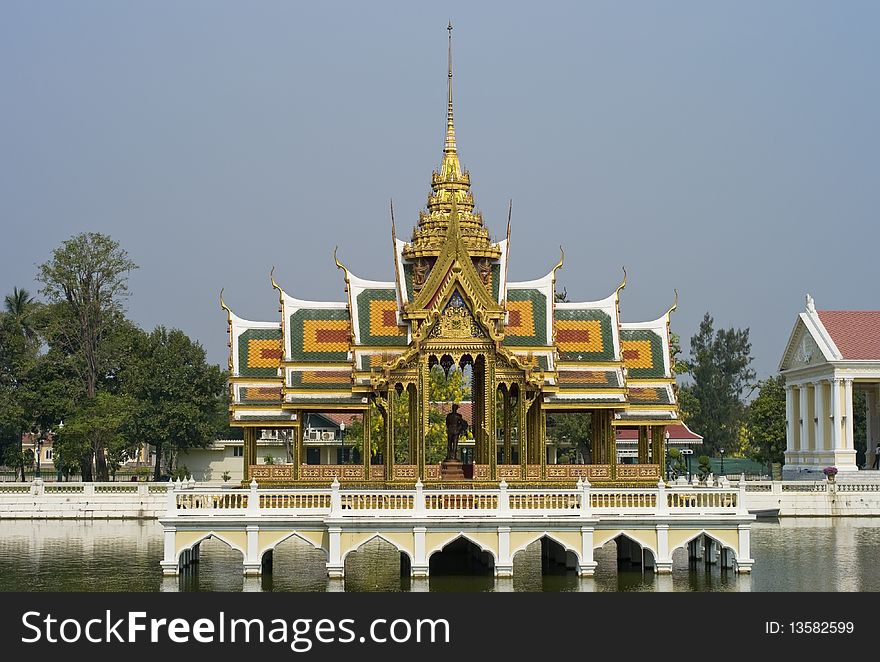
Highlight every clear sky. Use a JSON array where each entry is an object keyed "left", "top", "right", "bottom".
[{"left": 2, "top": 1, "right": 878, "bottom": 380}]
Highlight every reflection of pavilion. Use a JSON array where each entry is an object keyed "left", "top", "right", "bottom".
[
  {"left": 780, "top": 295, "right": 880, "bottom": 478},
  {"left": 222, "top": 26, "right": 680, "bottom": 488}
]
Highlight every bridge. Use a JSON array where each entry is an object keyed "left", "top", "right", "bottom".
[{"left": 159, "top": 478, "right": 755, "bottom": 578}]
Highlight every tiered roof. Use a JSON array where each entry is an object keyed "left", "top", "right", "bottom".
[{"left": 222, "top": 25, "right": 679, "bottom": 427}]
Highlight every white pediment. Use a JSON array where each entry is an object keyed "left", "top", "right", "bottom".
[{"left": 779, "top": 309, "right": 841, "bottom": 372}]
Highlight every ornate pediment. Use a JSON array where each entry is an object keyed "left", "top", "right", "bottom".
[
  {"left": 429, "top": 290, "right": 484, "bottom": 339},
  {"left": 788, "top": 324, "right": 824, "bottom": 369}
]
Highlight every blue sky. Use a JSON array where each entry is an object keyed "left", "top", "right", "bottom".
[{"left": 2, "top": 1, "right": 878, "bottom": 380}]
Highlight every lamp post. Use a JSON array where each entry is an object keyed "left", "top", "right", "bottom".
[
  {"left": 35, "top": 436, "right": 42, "bottom": 479},
  {"left": 719, "top": 448, "right": 725, "bottom": 476},
  {"left": 340, "top": 422, "right": 346, "bottom": 464}
]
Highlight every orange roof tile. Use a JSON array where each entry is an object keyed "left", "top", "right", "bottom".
[{"left": 818, "top": 311, "right": 880, "bottom": 360}]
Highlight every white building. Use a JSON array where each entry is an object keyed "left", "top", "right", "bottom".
[{"left": 779, "top": 295, "right": 880, "bottom": 478}]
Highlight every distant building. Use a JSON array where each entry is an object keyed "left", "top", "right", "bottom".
[{"left": 779, "top": 294, "right": 880, "bottom": 477}]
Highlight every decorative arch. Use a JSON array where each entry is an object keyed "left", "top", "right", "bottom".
[
  {"left": 341, "top": 533, "right": 414, "bottom": 565},
  {"left": 426, "top": 531, "right": 498, "bottom": 562},
  {"left": 668, "top": 529, "right": 739, "bottom": 562},
  {"left": 592, "top": 529, "right": 658, "bottom": 557},
  {"left": 176, "top": 530, "right": 246, "bottom": 563},
  {"left": 509, "top": 531, "right": 581, "bottom": 563},
  {"left": 259, "top": 530, "right": 329, "bottom": 559}
]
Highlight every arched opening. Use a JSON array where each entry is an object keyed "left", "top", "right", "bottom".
[
  {"left": 260, "top": 534, "right": 328, "bottom": 591},
  {"left": 429, "top": 536, "right": 494, "bottom": 577},
  {"left": 343, "top": 537, "right": 411, "bottom": 592},
  {"left": 511, "top": 536, "right": 580, "bottom": 590},
  {"left": 669, "top": 533, "right": 739, "bottom": 591},
  {"left": 177, "top": 535, "right": 244, "bottom": 592}
]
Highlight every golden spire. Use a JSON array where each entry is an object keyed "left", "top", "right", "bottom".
[
  {"left": 444, "top": 22, "right": 457, "bottom": 157},
  {"left": 402, "top": 23, "right": 500, "bottom": 262}
]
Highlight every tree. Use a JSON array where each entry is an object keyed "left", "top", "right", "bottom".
[
  {"left": 55, "top": 392, "right": 135, "bottom": 479},
  {"left": 546, "top": 413, "right": 591, "bottom": 463},
  {"left": 4, "top": 287, "right": 39, "bottom": 340},
  {"left": 680, "top": 313, "right": 755, "bottom": 455},
  {"left": 121, "top": 326, "right": 226, "bottom": 481},
  {"left": 37, "top": 233, "right": 137, "bottom": 479},
  {"left": 0, "top": 293, "right": 43, "bottom": 480},
  {"left": 745, "top": 375, "right": 786, "bottom": 469}
]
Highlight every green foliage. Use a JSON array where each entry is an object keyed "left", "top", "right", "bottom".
[
  {"left": 680, "top": 312, "right": 755, "bottom": 455},
  {"left": 745, "top": 375, "right": 786, "bottom": 467},
  {"left": 55, "top": 391, "right": 136, "bottom": 479},
  {"left": 667, "top": 447, "right": 686, "bottom": 479},
  {"left": 120, "top": 326, "right": 226, "bottom": 480},
  {"left": 697, "top": 455, "right": 712, "bottom": 481},
  {"left": 264, "top": 455, "right": 275, "bottom": 465},
  {"left": 36, "top": 233, "right": 137, "bottom": 480},
  {"left": 221, "top": 470, "right": 231, "bottom": 482},
  {"left": 546, "top": 412, "right": 591, "bottom": 463}
]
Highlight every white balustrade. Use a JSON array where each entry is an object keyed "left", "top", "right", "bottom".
[{"left": 163, "top": 483, "right": 744, "bottom": 519}]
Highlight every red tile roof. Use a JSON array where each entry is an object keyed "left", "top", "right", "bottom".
[{"left": 818, "top": 311, "right": 880, "bottom": 360}]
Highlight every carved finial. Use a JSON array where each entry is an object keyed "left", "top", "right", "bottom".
[
  {"left": 270, "top": 266, "right": 280, "bottom": 292},
  {"left": 616, "top": 266, "right": 627, "bottom": 296},
  {"left": 552, "top": 246, "right": 565, "bottom": 278},
  {"left": 806, "top": 293, "right": 816, "bottom": 313},
  {"left": 666, "top": 289, "right": 679, "bottom": 317},
  {"left": 219, "top": 288, "right": 232, "bottom": 321}
]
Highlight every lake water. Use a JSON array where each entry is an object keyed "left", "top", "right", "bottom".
[{"left": 1, "top": 518, "right": 879, "bottom": 592}]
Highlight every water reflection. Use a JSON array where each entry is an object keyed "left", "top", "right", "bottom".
[{"left": 1, "top": 518, "right": 879, "bottom": 592}]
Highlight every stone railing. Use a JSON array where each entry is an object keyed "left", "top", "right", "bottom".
[
  {"left": 164, "top": 478, "right": 747, "bottom": 519},
  {"left": 0, "top": 479, "right": 172, "bottom": 497}
]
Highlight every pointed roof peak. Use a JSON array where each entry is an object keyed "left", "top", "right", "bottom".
[{"left": 445, "top": 21, "right": 456, "bottom": 155}]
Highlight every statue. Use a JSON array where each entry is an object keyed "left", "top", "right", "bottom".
[
  {"left": 413, "top": 258, "right": 430, "bottom": 287},
  {"left": 445, "top": 403, "right": 468, "bottom": 461},
  {"left": 477, "top": 257, "right": 492, "bottom": 286}
]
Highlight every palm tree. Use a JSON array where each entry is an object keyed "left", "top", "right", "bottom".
[{"left": 4, "top": 287, "right": 37, "bottom": 339}]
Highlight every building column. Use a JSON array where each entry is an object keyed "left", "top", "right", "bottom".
[
  {"left": 655, "top": 524, "right": 672, "bottom": 574},
  {"left": 503, "top": 388, "right": 512, "bottom": 465},
  {"left": 362, "top": 405, "right": 372, "bottom": 480},
  {"left": 496, "top": 526, "right": 512, "bottom": 577},
  {"left": 785, "top": 385, "right": 796, "bottom": 456},
  {"left": 408, "top": 386, "right": 417, "bottom": 465},
  {"left": 327, "top": 527, "right": 343, "bottom": 578},
  {"left": 605, "top": 412, "right": 617, "bottom": 479},
  {"left": 412, "top": 527, "right": 428, "bottom": 577},
  {"left": 866, "top": 386, "right": 878, "bottom": 468},
  {"left": 538, "top": 408, "right": 547, "bottom": 478},
  {"left": 844, "top": 378, "right": 855, "bottom": 452},
  {"left": 384, "top": 389, "right": 395, "bottom": 481},
  {"left": 486, "top": 358, "right": 497, "bottom": 480},
  {"left": 637, "top": 426, "right": 649, "bottom": 464},
  {"left": 799, "top": 384, "right": 810, "bottom": 456},
  {"left": 518, "top": 385, "right": 528, "bottom": 479},
  {"left": 243, "top": 427, "right": 257, "bottom": 483},
  {"left": 244, "top": 525, "right": 261, "bottom": 576},
  {"left": 579, "top": 527, "right": 597, "bottom": 577},
  {"left": 651, "top": 426, "right": 664, "bottom": 470},
  {"left": 815, "top": 380, "right": 826, "bottom": 454}
]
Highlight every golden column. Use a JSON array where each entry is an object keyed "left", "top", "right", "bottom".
[
  {"left": 638, "top": 427, "right": 649, "bottom": 464},
  {"left": 651, "top": 426, "right": 665, "bottom": 474},
  {"left": 503, "top": 387, "right": 512, "bottom": 464},
  {"left": 485, "top": 356, "right": 497, "bottom": 480},
  {"left": 243, "top": 427, "right": 257, "bottom": 483},
  {"left": 362, "top": 404, "right": 372, "bottom": 480},
  {"left": 517, "top": 384, "right": 528, "bottom": 479},
  {"left": 292, "top": 414, "right": 302, "bottom": 481},
  {"left": 408, "top": 386, "right": 418, "bottom": 465},
  {"left": 605, "top": 411, "right": 616, "bottom": 479},
  {"left": 383, "top": 388, "right": 396, "bottom": 481}
]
